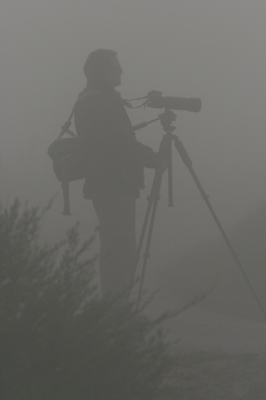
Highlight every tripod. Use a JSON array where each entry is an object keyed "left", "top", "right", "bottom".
[{"left": 134, "top": 109, "right": 266, "bottom": 321}]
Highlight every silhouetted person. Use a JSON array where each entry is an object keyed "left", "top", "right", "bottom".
[{"left": 74, "top": 49, "right": 163, "bottom": 306}]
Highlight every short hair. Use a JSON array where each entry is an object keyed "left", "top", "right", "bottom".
[{"left": 83, "top": 49, "right": 117, "bottom": 80}]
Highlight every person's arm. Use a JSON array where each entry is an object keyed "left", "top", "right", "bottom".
[
  {"left": 134, "top": 141, "right": 161, "bottom": 168},
  {"left": 74, "top": 92, "right": 165, "bottom": 174}
]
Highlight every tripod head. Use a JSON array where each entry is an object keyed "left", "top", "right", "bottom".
[
  {"left": 132, "top": 108, "right": 177, "bottom": 135},
  {"left": 158, "top": 108, "right": 177, "bottom": 134}
]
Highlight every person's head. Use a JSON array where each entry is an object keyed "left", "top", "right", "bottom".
[{"left": 84, "top": 49, "right": 123, "bottom": 87}]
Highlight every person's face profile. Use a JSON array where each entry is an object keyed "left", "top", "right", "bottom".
[{"left": 103, "top": 56, "right": 123, "bottom": 87}]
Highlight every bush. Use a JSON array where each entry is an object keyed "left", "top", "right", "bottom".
[{"left": 0, "top": 200, "right": 174, "bottom": 400}]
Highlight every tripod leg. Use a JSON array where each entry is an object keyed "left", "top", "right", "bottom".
[
  {"left": 136, "top": 172, "right": 163, "bottom": 311},
  {"left": 167, "top": 139, "right": 174, "bottom": 207},
  {"left": 135, "top": 164, "right": 167, "bottom": 265},
  {"left": 135, "top": 129, "right": 173, "bottom": 310},
  {"left": 174, "top": 135, "right": 266, "bottom": 321},
  {"left": 135, "top": 175, "right": 158, "bottom": 265}
]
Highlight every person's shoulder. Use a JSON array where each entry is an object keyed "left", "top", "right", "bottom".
[
  {"left": 79, "top": 89, "right": 108, "bottom": 104},
  {"left": 75, "top": 89, "right": 109, "bottom": 113}
]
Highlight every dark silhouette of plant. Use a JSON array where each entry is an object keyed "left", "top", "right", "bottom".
[{"left": 0, "top": 199, "right": 174, "bottom": 400}]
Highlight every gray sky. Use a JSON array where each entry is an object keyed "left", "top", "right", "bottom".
[{"left": 1, "top": 0, "right": 266, "bottom": 266}]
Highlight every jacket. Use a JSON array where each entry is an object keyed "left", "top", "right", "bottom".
[{"left": 74, "top": 80, "right": 159, "bottom": 199}]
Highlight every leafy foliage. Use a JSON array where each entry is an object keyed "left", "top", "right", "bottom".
[{"left": 0, "top": 200, "right": 173, "bottom": 400}]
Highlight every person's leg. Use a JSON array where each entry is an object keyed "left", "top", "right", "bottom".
[{"left": 93, "top": 193, "right": 137, "bottom": 304}]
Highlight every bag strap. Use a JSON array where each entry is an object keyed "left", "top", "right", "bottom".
[
  {"left": 57, "top": 89, "right": 105, "bottom": 216},
  {"left": 57, "top": 96, "right": 82, "bottom": 216},
  {"left": 57, "top": 89, "right": 101, "bottom": 140},
  {"left": 57, "top": 106, "right": 77, "bottom": 140}
]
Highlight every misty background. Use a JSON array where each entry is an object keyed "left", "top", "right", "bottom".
[{"left": 1, "top": 0, "right": 266, "bottom": 320}]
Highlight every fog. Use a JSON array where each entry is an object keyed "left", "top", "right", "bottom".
[{"left": 1, "top": 1, "right": 266, "bottom": 318}]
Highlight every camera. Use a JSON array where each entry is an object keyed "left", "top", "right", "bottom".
[{"left": 146, "top": 90, "right": 201, "bottom": 112}]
